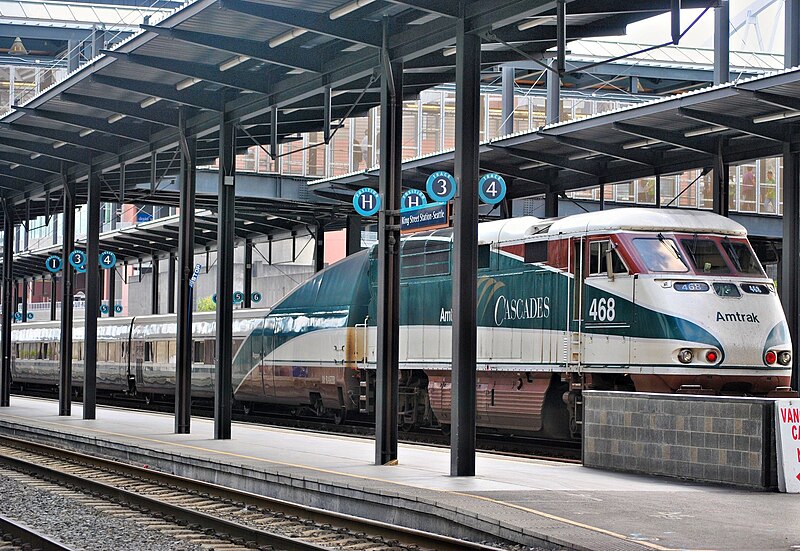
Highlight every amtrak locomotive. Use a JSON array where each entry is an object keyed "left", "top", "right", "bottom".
[{"left": 9, "top": 208, "right": 793, "bottom": 438}]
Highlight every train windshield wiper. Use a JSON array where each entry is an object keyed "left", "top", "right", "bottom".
[
  {"left": 723, "top": 237, "right": 743, "bottom": 271},
  {"left": 658, "top": 233, "right": 683, "bottom": 261}
]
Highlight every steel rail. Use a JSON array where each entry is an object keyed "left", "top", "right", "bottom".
[
  {"left": 0, "top": 435, "right": 507, "bottom": 551},
  {"left": 0, "top": 513, "right": 75, "bottom": 551}
]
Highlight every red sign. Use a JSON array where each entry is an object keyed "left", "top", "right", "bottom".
[{"left": 776, "top": 399, "right": 800, "bottom": 493}]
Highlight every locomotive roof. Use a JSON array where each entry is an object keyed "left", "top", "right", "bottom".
[
  {"left": 476, "top": 208, "right": 746, "bottom": 245},
  {"left": 548, "top": 208, "right": 747, "bottom": 237}
]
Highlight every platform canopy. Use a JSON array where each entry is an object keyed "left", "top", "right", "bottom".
[
  {"left": 0, "top": 0, "right": 711, "bottom": 234},
  {"left": 310, "top": 65, "right": 800, "bottom": 202}
]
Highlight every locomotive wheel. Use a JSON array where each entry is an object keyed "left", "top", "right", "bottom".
[{"left": 332, "top": 408, "right": 347, "bottom": 425}]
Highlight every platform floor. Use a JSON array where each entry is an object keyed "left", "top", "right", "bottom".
[{"left": 0, "top": 396, "right": 796, "bottom": 551}]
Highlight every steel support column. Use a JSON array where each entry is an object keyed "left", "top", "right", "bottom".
[
  {"left": 83, "top": 166, "right": 101, "bottom": 420},
  {"left": 713, "top": 149, "right": 729, "bottom": 217},
  {"left": 345, "top": 215, "right": 361, "bottom": 256},
  {"left": 656, "top": 174, "right": 662, "bottom": 208},
  {"left": 501, "top": 66, "right": 514, "bottom": 136},
  {"left": 782, "top": 143, "right": 800, "bottom": 392},
  {"left": 544, "top": 191, "right": 559, "bottom": 218},
  {"left": 59, "top": 183, "right": 75, "bottom": 416},
  {"left": 314, "top": 226, "right": 325, "bottom": 273},
  {"left": 151, "top": 257, "right": 160, "bottom": 315},
  {"left": 451, "top": 18, "right": 480, "bottom": 477},
  {"left": 176, "top": 108, "right": 196, "bottom": 435},
  {"left": 713, "top": 0, "right": 729, "bottom": 85},
  {"left": 375, "top": 21, "right": 403, "bottom": 467},
  {"left": 49, "top": 275, "right": 56, "bottom": 321},
  {"left": 243, "top": 240, "right": 252, "bottom": 308},
  {"left": 20, "top": 279, "right": 27, "bottom": 323},
  {"left": 787, "top": 0, "right": 800, "bottom": 68},
  {"left": 215, "top": 110, "right": 236, "bottom": 440},
  {"left": 546, "top": 59, "right": 560, "bottom": 125},
  {"left": 1, "top": 209, "right": 12, "bottom": 407},
  {"left": 107, "top": 268, "right": 116, "bottom": 317},
  {"left": 167, "top": 252, "right": 176, "bottom": 314}
]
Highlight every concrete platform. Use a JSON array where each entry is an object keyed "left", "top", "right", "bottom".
[{"left": 0, "top": 396, "right": 796, "bottom": 551}]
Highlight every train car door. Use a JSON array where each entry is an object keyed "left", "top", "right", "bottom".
[
  {"left": 569, "top": 237, "right": 585, "bottom": 366},
  {"left": 581, "top": 237, "right": 633, "bottom": 366},
  {"left": 261, "top": 316, "right": 275, "bottom": 399}
]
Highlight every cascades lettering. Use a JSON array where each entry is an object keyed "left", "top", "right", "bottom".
[{"left": 494, "top": 295, "right": 550, "bottom": 326}]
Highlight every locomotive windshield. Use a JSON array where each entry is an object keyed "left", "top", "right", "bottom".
[
  {"left": 680, "top": 237, "right": 730, "bottom": 274},
  {"left": 632, "top": 237, "right": 689, "bottom": 272},
  {"left": 722, "top": 239, "right": 765, "bottom": 276}
]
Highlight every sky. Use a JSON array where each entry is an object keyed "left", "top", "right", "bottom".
[{"left": 600, "top": 0, "right": 786, "bottom": 53}]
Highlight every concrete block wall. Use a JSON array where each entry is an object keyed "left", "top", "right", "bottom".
[{"left": 583, "top": 391, "right": 777, "bottom": 490}]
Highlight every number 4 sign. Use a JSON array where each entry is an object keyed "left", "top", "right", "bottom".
[{"left": 479, "top": 173, "right": 507, "bottom": 205}]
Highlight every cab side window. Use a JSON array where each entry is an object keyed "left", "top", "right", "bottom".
[{"left": 589, "top": 240, "right": 627, "bottom": 276}]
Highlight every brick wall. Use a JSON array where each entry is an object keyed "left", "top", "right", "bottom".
[{"left": 582, "top": 391, "right": 777, "bottom": 490}]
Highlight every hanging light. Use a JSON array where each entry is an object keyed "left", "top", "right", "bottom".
[{"left": 9, "top": 37, "right": 28, "bottom": 55}]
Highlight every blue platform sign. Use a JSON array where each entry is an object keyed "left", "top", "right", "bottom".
[
  {"left": 99, "top": 251, "right": 116, "bottom": 269},
  {"left": 136, "top": 211, "right": 153, "bottom": 224},
  {"left": 212, "top": 293, "right": 217, "bottom": 304},
  {"left": 400, "top": 201, "right": 449, "bottom": 234},
  {"left": 75, "top": 264, "right": 86, "bottom": 274},
  {"left": 479, "top": 173, "right": 507, "bottom": 205},
  {"left": 13, "top": 312, "right": 21, "bottom": 322},
  {"left": 100, "top": 304, "right": 109, "bottom": 314},
  {"left": 426, "top": 171, "right": 456, "bottom": 203},
  {"left": 401, "top": 189, "right": 427, "bottom": 210},
  {"left": 188, "top": 263, "right": 202, "bottom": 289},
  {"left": 114, "top": 304, "right": 123, "bottom": 314},
  {"left": 232, "top": 291, "right": 245, "bottom": 304},
  {"left": 45, "top": 255, "right": 62, "bottom": 273},
  {"left": 353, "top": 187, "right": 381, "bottom": 217},
  {"left": 26, "top": 312, "right": 33, "bottom": 320},
  {"left": 68, "top": 250, "right": 86, "bottom": 269},
  {"left": 251, "top": 291, "right": 262, "bottom": 303}
]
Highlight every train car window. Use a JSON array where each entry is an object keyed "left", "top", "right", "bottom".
[
  {"left": 96, "top": 342, "right": 107, "bottom": 362},
  {"left": 722, "top": 240, "right": 765, "bottom": 276},
  {"left": 144, "top": 342, "right": 152, "bottom": 362},
  {"left": 41, "top": 343, "right": 48, "bottom": 360},
  {"left": 524, "top": 241, "right": 547, "bottom": 264},
  {"left": 72, "top": 342, "right": 82, "bottom": 361},
  {"left": 193, "top": 341, "right": 204, "bottom": 363},
  {"left": 204, "top": 340, "right": 215, "bottom": 365},
  {"left": 680, "top": 238, "right": 730, "bottom": 274},
  {"left": 121, "top": 342, "right": 127, "bottom": 359},
  {"left": 108, "top": 342, "right": 119, "bottom": 362},
  {"left": 478, "top": 244, "right": 490, "bottom": 269},
  {"left": 588, "top": 241, "right": 627, "bottom": 276},
  {"left": 632, "top": 238, "right": 689, "bottom": 272},
  {"left": 156, "top": 341, "right": 169, "bottom": 364},
  {"left": 168, "top": 341, "right": 177, "bottom": 365}
]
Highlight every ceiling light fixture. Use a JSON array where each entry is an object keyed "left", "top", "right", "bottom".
[
  {"left": 140, "top": 96, "right": 160, "bottom": 108},
  {"left": 220, "top": 55, "right": 250, "bottom": 71},
  {"left": 9, "top": 163, "right": 19, "bottom": 169},
  {"left": 30, "top": 153, "right": 41, "bottom": 160},
  {"left": 269, "top": 28, "right": 307, "bottom": 48},
  {"left": 684, "top": 125, "right": 726, "bottom": 137},
  {"left": 329, "top": 0, "right": 374, "bottom": 20},
  {"left": 53, "top": 141, "right": 67, "bottom": 149},
  {"left": 108, "top": 113, "right": 125, "bottom": 124},
  {"left": 622, "top": 138, "right": 660, "bottom": 150},
  {"left": 753, "top": 110, "right": 800, "bottom": 124},
  {"left": 176, "top": 77, "right": 202, "bottom": 90},
  {"left": 79, "top": 128, "right": 95, "bottom": 137},
  {"left": 519, "top": 161, "right": 546, "bottom": 170},
  {"left": 518, "top": 16, "right": 553, "bottom": 31},
  {"left": 443, "top": 46, "right": 456, "bottom": 57}
]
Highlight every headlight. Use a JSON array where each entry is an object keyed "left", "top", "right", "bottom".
[
  {"left": 678, "top": 349, "right": 693, "bottom": 364},
  {"left": 778, "top": 351, "right": 792, "bottom": 366}
]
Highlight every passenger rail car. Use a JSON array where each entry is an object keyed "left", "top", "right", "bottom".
[{"left": 9, "top": 208, "right": 793, "bottom": 438}]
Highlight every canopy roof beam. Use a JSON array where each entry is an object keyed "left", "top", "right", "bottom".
[
  {"left": 218, "top": 0, "right": 382, "bottom": 48},
  {"left": 678, "top": 107, "right": 786, "bottom": 142},
  {"left": 92, "top": 75, "right": 223, "bottom": 112},
  {"left": 60, "top": 93, "right": 180, "bottom": 128},
  {"left": 490, "top": 144, "right": 603, "bottom": 176},
  {"left": 139, "top": 26, "right": 322, "bottom": 73},
  {"left": 544, "top": 134, "right": 657, "bottom": 166},
  {"left": 385, "top": 0, "right": 458, "bottom": 17},
  {"left": 613, "top": 121, "right": 717, "bottom": 155},
  {"left": 12, "top": 106, "right": 152, "bottom": 143},
  {"left": 102, "top": 51, "right": 273, "bottom": 95},
  {"left": 1, "top": 123, "right": 121, "bottom": 156}
]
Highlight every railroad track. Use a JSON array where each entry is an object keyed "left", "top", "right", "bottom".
[
  {"left": 0, "top": 435, "right": 508, "bottom": 551},
  {"left": 0, "top": 513, "right": 72, "bottom": 551}
]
